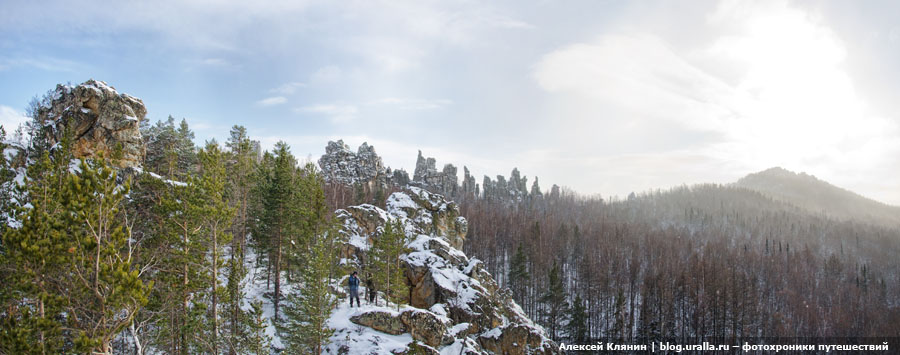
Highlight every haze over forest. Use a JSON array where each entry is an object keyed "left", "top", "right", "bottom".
[{"left": 2, "top": 0, "right": 900, "bottom": 205}]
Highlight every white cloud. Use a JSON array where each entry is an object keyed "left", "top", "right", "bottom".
[
  {"left": 256, "top": 96, "right": 288, "bottom": 106},
  {"left": 270, "top": 82, "right": 306, "bottom": 95},
  {"left": 0, "top": 105, "right": 29, "bottom": 132},
  {"left": 296, "top": 104, "right": 358, "bottom": 123},
  {"left": 368, "top": 97, "right": 452, "bottom": 110},
  {"left": 310, "top": 65, "right": 342, "bottom": 84}
]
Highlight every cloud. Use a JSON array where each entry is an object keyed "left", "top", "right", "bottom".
[
  {"left": 310, "top": 65, "right": 342, "bottom": 84},
  {"left": 269, "top": 82, "right": 306, "bottom": 95},
  {"left": 368, "top": 97, "right": 452, "bottom": 110},
  {"left": 296, "top": 104, "right": 358, "bottom": 123},
  {"left": 0, "top": 56, "right": 82, "bottom": 72},
  {"left": 256, "top": 96, "right": 287, "bottom": 106},
  {"left": 0, "top": 105, "right": 29, "bottom": 132}
]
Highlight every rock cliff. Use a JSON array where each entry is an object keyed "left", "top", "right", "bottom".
[
  {"left": 329, "top": 187, "right": 558, "bottom": 354},
  {"left": 33, "top": 79, "right": 146, "bottom": 168},
  {"left": 318, "top": 140, "right": 412, "bottom": 189}
]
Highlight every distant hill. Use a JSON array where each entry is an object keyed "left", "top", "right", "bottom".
[{"left": 734, "top": 167, "right": 900, "bottom": 228}]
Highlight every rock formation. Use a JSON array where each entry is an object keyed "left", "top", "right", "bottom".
[
  {"left": 412, "top": 150, "right": 460, "bottom": 196},
  {"left": 318, "top": 140, "right": 413, "bottom": 190},
  {"left": 33, "top": 79, "right": 146, "bottom": 168},
  {"left": 330, "top": 187, "right": 558, "bottom": 354}
]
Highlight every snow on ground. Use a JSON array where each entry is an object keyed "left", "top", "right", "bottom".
[{"left": 325, "top": 298, "right": 419, "bottom": 354}]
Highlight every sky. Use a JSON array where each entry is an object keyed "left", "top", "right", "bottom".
[{"left": 1, "top": 0, "right": 899, "bottom": 205}]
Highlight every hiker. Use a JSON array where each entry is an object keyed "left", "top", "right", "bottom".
[
  {"left": 348, "top": 271, "right": 360, "bottom": 307},
  {"left": 365, "top": 278, "right": 376, "bottom": 304}
]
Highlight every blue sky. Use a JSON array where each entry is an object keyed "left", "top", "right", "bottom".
[{"left": 2, "top": 0, "right": 900, "bottom": 204}]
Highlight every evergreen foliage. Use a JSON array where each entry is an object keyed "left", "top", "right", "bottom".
[
  {"left": 370, "top": 219, "right": 409, "bottom": 311},
  {"left": 539, "top": 261, "right": 568, "bottom": 340}
]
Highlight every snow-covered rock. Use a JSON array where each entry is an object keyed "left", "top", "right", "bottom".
[
  {"left": 331, "top": 188, "right": 558, "bottom": 354},
  {"left": 32, "top": 79, "right": 146, "bottom": 168}
]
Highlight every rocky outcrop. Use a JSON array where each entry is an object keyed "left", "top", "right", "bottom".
[
  {"left": 33, "top": 79, "right": 146, "bottom": 168},
  {"left": 350, "top": 310, "right": 407, "bottom": 335},
  {"left": 412, "top": 151, "right": 459, "bottom": 196},
  {"left": 331, "top": 187, "right": 558, "bottom": 354},
  {"left": 318, "top": 140, "right": 414, "bottom": 192},
  {"left": 318, "top": 140, "right": 385, "bottom": 185}
]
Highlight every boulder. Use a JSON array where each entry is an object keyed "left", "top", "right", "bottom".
[
  {"left": 34, "top": 79, "right": 146, "bottom": 168},
  {"left": 349, "top": 310, "right": 406, "bottom": 335},
  {"left": 400, "top": 309, "right": 447, "bottom": 347},
  {"left": 478, "top": 324, "right": 556, "bottom": 355}
]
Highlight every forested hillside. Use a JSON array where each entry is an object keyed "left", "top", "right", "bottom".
[
  {"left": 735, "top": 167, "right": 900, "bottom": 228},
  {"left": 1, "top": 81, "right": 898, "bottom": 355},
  {"left": 319, "top": 141, "right": 900, "bottom": 341}
]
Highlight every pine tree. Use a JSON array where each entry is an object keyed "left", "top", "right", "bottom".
[
  {"left": 174, "top": 119, "right": 197, "bottom": 178},
  {"left": 611, "top": 289, "right": 626, "bottom": 338},
  {"left": 223, "top": 125, "right": 258, "bottom": 352},
  {"left": 154, "top": 164, "right": 212, "bottom": 354},
  {"left": 507, "top": 243, "right": 530, "bottom": 303},
  {"left": 0, "top": 126, "right": 16, "bottom": 240},
  {"left": 0, "top": 151, "right": 70, "bottom": 353},
  {"left": 247, "top": 301, "right": 271, "bottom": 355},
  {"left": 1, "top": 152, "right": 150, "bottom": 354},
  {"left": 198, "top": 142, "right": 236, "bottom": 354},
  {"left": 254, "top": 142, "right": 300, "bottom": 322},
  {"left": 280, "top": 230, "right": 339, "bottom": 354},
  {"left": 568, "top": 295, "right": 588, "bottom": 342},
  {"left": 539, "top": 261, "right": 568, "bottom": 340},
  {"left": 371, "top": 219, "right": 409, "bottom": 311},
  {"left": 59, "top": 157, "right": 152, "bottom": 353}
]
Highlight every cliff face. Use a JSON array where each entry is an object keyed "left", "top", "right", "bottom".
[
  {"left": 34, "top": 79, "right": 146, "bottom": 168},
  {"left": 330, "top": 187, "right": 558, "bottom": 354}
]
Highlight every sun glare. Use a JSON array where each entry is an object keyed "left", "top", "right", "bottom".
[{"left": 713, "top": 6, "right": 869, "bottom": 169}]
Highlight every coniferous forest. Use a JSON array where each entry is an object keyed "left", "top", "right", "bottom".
[{"left": 1, "top": 82, "right": 900, "bottom": 355}]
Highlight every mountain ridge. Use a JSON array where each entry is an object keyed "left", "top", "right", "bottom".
[{"left": 733, "top": 166, "right": 900, "bottom": 228}]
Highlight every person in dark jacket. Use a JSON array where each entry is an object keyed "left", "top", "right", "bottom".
[
  {"left": 365, "top": 277, "right": 376, "bottom": 304},
  {"left": 348, "top": 271, "right": 360, "bottom": 307}
]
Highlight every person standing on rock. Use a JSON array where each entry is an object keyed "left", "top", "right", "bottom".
[{"left": 348, "top": 271, "right": 361, "bottom": 307}]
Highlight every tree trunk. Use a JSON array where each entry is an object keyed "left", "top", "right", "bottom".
[
  {"left": 212, "top": 226, "right": 219, "bottom": 355},
  {"left": 274, "top": 234, "right": 282, "bottom": 322}
]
